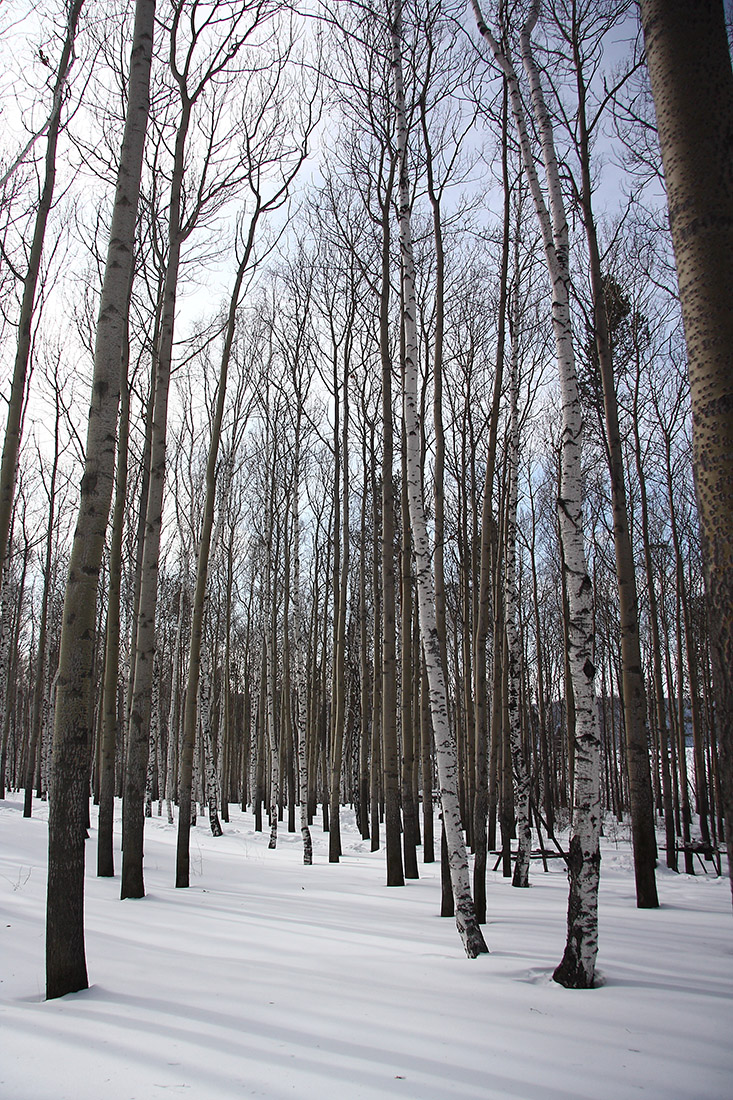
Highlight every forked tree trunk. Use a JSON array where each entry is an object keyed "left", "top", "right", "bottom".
[
  {"left": 46, "top": 0, "right": 155, "bottom": 999},
  {"left": 392, "top": 0, "right": 487, "bottom": 957},
  {"left": 0, "top": 0, "right": 84, "bottom": 579}
]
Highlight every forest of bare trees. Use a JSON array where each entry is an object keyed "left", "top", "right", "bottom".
[{"left": 0, "top": 0, "right": 730, "bottom": 999}]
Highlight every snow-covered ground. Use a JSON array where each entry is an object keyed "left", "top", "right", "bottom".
[{"left": 1, "top": 794, "right": 731, "bottom": 1100}]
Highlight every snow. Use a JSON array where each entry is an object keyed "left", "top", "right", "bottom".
[{"left": 1, "top": 795, "right": 731, "bottom": 1100}]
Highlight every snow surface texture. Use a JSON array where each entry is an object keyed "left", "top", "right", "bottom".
[{"left": 1, "top": 795, "right": 731, "bottom": 1100}]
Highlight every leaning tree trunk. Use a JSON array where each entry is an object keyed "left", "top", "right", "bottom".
[
  {"left": 639, "top": 0, "right": 733, "bottom": 909},
  {"left": 46, "top": 0, "right": 155, "bottom": 1000},
  {"left": 392, "top": 0, "right": 487, "bottom": 958}
]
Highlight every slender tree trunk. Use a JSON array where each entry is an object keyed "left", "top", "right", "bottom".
[
  {"left": 377, "top": 155, "right": 403, "bottom": 888},
  {"left": 24, "top": 394, "right": 61, "bottom": 818},
  {"left": 400, "top": 424, "right": 419, "bottom": 879},
  {"left": 473, "top": 78, "right": 509, "bottom": 923},
  {"left": 97, "top": 363, "right": 130, "bottom": 875},
  {"left": 122, "top": 80, "right": 193, "bottom": 898},
  {"left": 292, "top": 433, "right": 312, "bottom": 865},
  {"left": 329, "top": 366, "right": 349, "bottom": 862},
  {"left": 574, "top": 42, "right": 658, "bottom": 906},
  {"left": 357, "top": 439, "right": 371, "bottom": 842}
]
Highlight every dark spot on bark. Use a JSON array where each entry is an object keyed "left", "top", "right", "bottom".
[
  {"left": 81, "top": 471, "right": 98, "bottom": 496},
  {"left": 583, "top": 658, "right": 596, "bottom": 680}
]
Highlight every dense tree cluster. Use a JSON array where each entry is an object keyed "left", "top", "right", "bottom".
[{"left": 0, "top": 0, "right": 730, "bottom": 998}]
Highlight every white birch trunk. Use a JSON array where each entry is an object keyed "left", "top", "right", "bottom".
[
  {"left": 504, "top": 318, "right": 532, "bottom": 889},
  {"left": 392, "top": 0, "right": 487, "bottom": 958},
  {"left": 165, "top": 581, "right": 186, "bottom": 825},
  {"left": 471, "top": 0, "right": 601, "bottom": 986}
]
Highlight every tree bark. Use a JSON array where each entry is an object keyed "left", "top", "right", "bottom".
[
  {"left": 46, "top": 0, "right": 155, "bottom": 998},
  {"left": 639, "top": 0, "right": 733, "bottom": 908}
]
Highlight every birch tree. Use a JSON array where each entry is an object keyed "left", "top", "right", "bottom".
[
  {"left": 472, "top": 0, "right": 601, "bottom": 985},
  {"left": 392, "top": 0, "right": 487, "bottom": 957}
]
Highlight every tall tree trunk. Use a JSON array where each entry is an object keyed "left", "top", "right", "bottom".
[
  {"left": 122, "top": 78, "right": 193, "bottom": 899},
  {"left": 46, "top": 0, "right": 155, "bottom": 998}
]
